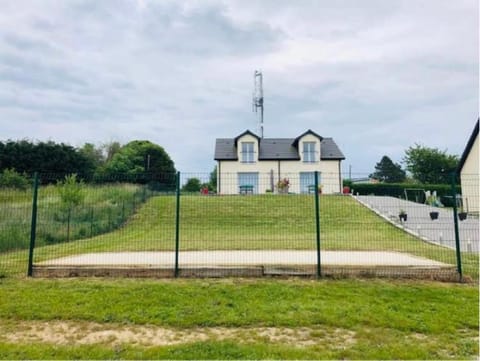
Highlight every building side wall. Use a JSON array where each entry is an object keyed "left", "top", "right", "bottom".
[
  {"left": 460, "top": 135, "right": 479, "bottom": 213},
  {"left": 217, "top": 159, "right": 342, "bottom": 194}
]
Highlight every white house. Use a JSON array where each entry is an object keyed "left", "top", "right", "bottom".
[
  {"left": 214, "top": 129, "right": 345, "bottom": 194},
  {"left": 458, "top": 119, "right": 479, "bottom": 214}
]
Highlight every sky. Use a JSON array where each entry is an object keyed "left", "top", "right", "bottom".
[{"left": 0, "top": 0, "right": 478, "bottom": 175}]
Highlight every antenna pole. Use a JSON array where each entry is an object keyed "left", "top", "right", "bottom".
[{"left": 253, "top": 70, "right": 264, "bottom": 138}]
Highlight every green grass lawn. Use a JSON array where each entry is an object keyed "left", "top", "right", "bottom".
[
  {"left": 0, "top": 193, "right": 478, "bottom": 359},
  {"left": 0, "top": 278, "right": 477, "bottom": 360},
  {"left": 0, "top": 183, "right": 152, "bottom": 252},
  {"left": 0, "top": 194, "right": 478, "bottom": 278}
]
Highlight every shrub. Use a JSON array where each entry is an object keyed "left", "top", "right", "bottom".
[
  {"left": 0, "top": 169, "right": 30, "bottom": 190},
  {"left": 58, "top": 174, "right": 85, "bottom": 208},
  {"left": 346, "top": 182, "right": 460, "bottom": 200}
]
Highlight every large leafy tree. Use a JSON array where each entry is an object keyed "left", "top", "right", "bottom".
[
  {"left": 0, "top": 140, "right": 95, "bottom": 180},
  {"left": 79, "top": 143, "right": 105, "bottom": 170},
  {"left": 370, "top": 156, "right": 406, "bottom": 183},
  {"left": 182, "top": 177, "right": 202, "bottom": 192},
  {"left": 101, "top": 140, "right": 176, "bottom": 186},
  {"left": 102, "top": 141, "right": 122, "bottom": 162},
  {"left": 403, "top": 144, "right": 459, "bottom": 184}
]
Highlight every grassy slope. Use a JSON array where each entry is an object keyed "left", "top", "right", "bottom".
[
  {"left": 1, "top": 194, "right": 478, "bottom": 277},
  {"left": 0, "top": 278, "right": 477, "bottom": 359}
]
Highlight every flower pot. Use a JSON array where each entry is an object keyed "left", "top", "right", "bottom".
[
  {"left": 399, "top": 214, "right": 407, "bottom": 222},
  {"left": 429, "top": 211, "right": 439, "bottom": 220},
  {"left": 458, "top": 212, "right": 467, "bottom": 221}
]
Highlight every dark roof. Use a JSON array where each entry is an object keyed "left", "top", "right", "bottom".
[
  {"left": 457, "top": 118, "right": 479, "bottom": 173},
  {"left": 214, "top": 130, "right": 345, "bottom": 161},
  {"left": 233, "top": 130, "right": 260, "bottom": 146},
  {"left": 292, "top": 129, "right": 323, "bottom": 147}
]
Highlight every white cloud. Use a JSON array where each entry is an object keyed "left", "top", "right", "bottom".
[{"left": 0, "top": 0, "right": 477, "bottom": 173}]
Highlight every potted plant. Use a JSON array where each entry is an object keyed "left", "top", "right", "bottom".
[
  {"left": 399, "top": 209, "right": 407, "bottom": 222},
  {"left": 458, "top": 207, "right": 468, "bottom": 221},
  {"left": 458, "top": 211, "right": 467, "bottom": 221},
  {"left": 458, "top": 198, "right": 468, "bottom": 221},
  {"left": 426, "top": 194, "right": 439, "bottom": 220},
  {"left": 276, "top": 178, "right": 290, "bottom": 194}
]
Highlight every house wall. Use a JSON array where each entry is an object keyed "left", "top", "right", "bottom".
[
  {"left": 460, "top": 134, "right": 479, "bottom": 213},
  {"left": 217, "top": 159, "right": 342, "bottom": 195}
]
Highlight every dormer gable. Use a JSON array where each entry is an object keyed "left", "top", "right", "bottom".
[
  {"left": 234, "top": 130, "right": 260, "bottom": 147},
  {"left": 292, "top": 129, "right": 323, "bottom": 163},
  {"left": 292, "top": 129, "right": 323, "bottom": 148},
  {"left": 234, "top": 130, "right": 260, "bottom": 163}
]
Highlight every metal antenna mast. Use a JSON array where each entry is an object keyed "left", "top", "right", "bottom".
[{"left": 252, "top": 70, "right": 264, "bottom": 138}]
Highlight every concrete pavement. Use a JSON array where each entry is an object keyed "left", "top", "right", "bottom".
[
  {"left": 355, "top": 195, "right": 479, "bottom": 253},
  {"left": 40, "top": 250, "right": 449, "bottom": 267}
]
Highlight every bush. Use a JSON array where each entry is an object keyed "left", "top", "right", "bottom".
[
  {"left": 345, "top": 181, "right": 460, "bottom": 200},
  {"left": 0, "top": 169, "right": 30, "bottom": 190},
  {"left": 58, "top": 174, "right": 85, "bottom": 208}
]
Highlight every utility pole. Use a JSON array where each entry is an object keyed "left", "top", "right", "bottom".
[{"left": 253, "top": 70, "right": 264, "bottom": 138}]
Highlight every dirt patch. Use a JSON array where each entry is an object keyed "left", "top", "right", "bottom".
[{"left": 1, "top": 320, "right": 356, "bottom": 348}]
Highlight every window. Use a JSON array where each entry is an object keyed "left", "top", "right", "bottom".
[
  {"left": 300, "top": 172, "right": 321, "bottom": 193},
  {"left": 303, "top": 142, "right": 316, "bottom": 162},
  {"left": 241, "top": 142, "right": 255, "bottom": 163},
  {"left": 238, "top": 172, "right": 258, "bottom": 194}
]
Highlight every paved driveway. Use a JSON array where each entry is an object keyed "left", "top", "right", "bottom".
[{"left": 355, "top": 196, "right": 479, "bottom": 253}]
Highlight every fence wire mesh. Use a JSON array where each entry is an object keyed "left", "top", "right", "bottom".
[{"left": 0, "top": 171, "right": 478, "bottom": 280}]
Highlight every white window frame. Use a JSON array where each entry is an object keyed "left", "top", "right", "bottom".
[
  {"left": 303, "top": 142, "right": 316, "bottom": 163},
  {"left": 241, "top": 142, "right": 255, "bottom": 163}
]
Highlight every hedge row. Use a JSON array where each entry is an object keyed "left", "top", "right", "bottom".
[{"left": 343, "top": 181, "right": 461, "bottom": 206}]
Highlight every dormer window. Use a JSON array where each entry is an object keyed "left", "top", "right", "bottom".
[
  {"left": 241, "top": 142, "right": 255, "bottom": 163},
  {"left": 303, "top": 142, "right": 316, "bottom": 162}
]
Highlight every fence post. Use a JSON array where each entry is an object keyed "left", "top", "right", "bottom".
[
  {"left": 174, "top": 171, "right": 181, "bottom": 277},
  {"left": 314, "top": 171, "right": 321, "bottom": 278},
  {"left": 451, "top": 173, "right": 463, "bottom": 279},
  {"left": 27, "top": 172, "right": 39, "bottom": 277},
  {"left": 90, "top": 207, "right": 94, "bottom": 237}
]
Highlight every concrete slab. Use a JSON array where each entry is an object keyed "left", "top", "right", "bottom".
[{"left": 39, "top": 250, "right": 450, "bottom": 268}]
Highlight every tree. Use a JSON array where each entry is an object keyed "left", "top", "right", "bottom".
[
  {"left": 102, "top": 141, "right": 122, "bottom": 163},
  {"left": 182, "top": 178, "right": 202, "bottom": 192},
  {"left": 57, "top": 174, "right": 85, "bottom": 242},
  {"left": 0, "top": 140, "right": 95, "bottom": 180},
  {"left": 0, "top": 169, "right": 30, "bottom": 190},
  {"left": 79, "top": 143, "right": 105, "bottom": 170},
  {"left": 101, "top": 140, "right": 176, "bottom": 187},
  {"left": 209, "top": 165, "right": 217, "bottom": 191},
  {"left": 403, "top": 144, "right": 459, "bottom": 184},
  {"left": 370, "top": 156, "right": 406, "bottom": 183}
]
